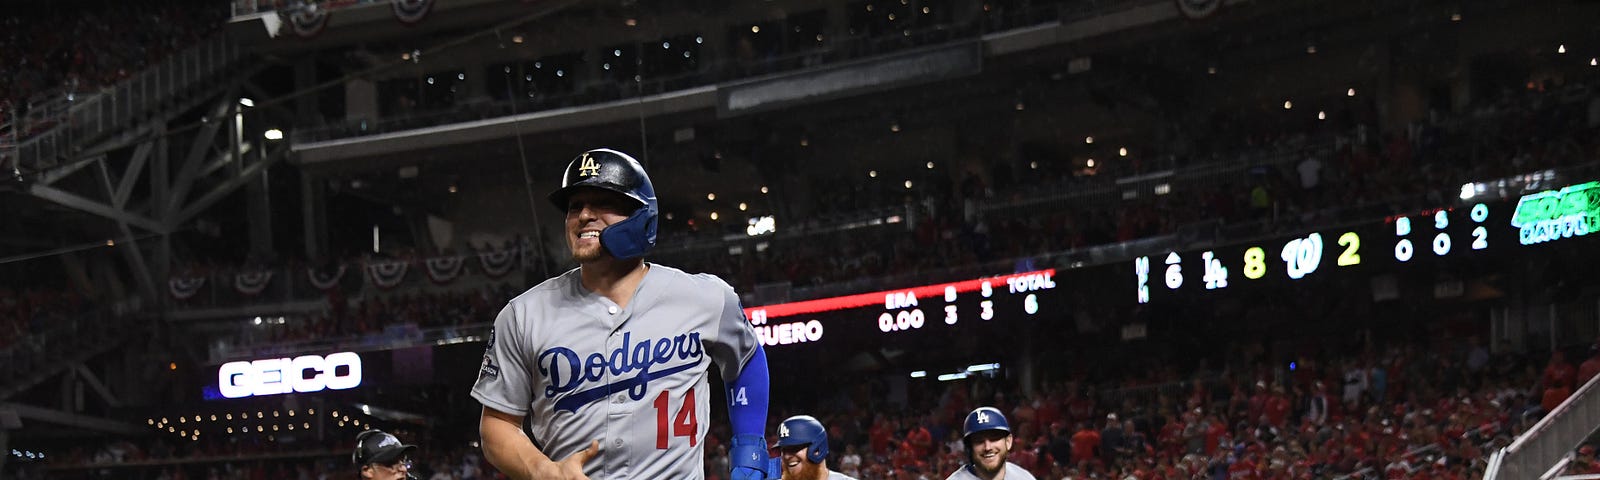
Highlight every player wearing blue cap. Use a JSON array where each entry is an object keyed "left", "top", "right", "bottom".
[
  {"left": 775, "top": 416, "right": 858, "bottom": 480},
  {"left": 472, "top": 148, "right": 773, "bottom": 480},
  {"left": 946, "top": 407, "right": 1036, "bottom": 480}
]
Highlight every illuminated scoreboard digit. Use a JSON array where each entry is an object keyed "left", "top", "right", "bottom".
[
  {"left": 746, "top": 269, "right": 1062, "bottom": 348},
  {"left": 1130, "top": 185, "right": 1549, "bottom": 304}
]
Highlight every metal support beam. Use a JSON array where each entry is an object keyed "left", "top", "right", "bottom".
[
  {"left": 198, "top": 142, "right": 253, "bottom": 180},
  {"left": 113, "top": 220, "right": 158, "bottom": 310},
  {"left": 69, "top": 365, "right": 122, "bottom": 409},
  {"left": 171, "top": 143, "right": 287, "bottom": 227},
  {"left": 166, "top": 95, "right": 235, "bottom": 217},
  {"left": 26, "top": 184, "right": 164, "bottom": 232},
  {"left": 0, "top": 402, "right": 144, "bottom": 436},
  {"left": 113, "top": 142, "right": 153, "bottom": 209},
  {"left": 34, "top": 154, "right": 102, "bottom": 186}
]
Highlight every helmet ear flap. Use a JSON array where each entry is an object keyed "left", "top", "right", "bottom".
[
  {"left": 598, "top": 200, "right": 658, "bottom": 259},
  {"left": 807, "top": 439, "right": 828, "bottom": 464}
]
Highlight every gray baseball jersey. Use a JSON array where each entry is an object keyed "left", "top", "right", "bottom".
[
  {"left": 827, "top": 471, "right": 862, "bottom": 480},
  {"left": 944, "top": 462, "right": 1037, "bottom": 480},
  {"left": 471, "top": 264, "right": 760, "bottom": 479}
]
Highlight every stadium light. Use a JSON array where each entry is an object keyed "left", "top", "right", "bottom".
[
  {"left": 264, "top": 129, "right": 284, "bottom": 141},
  {"left": 707, "top": 193, "right": 716, "bottom": 201},
  {"left": 937, "top": 372, "right": 970, "bottom": 382},
  {"left": 910, "top": 371, "right": 927, "bottom": 378},
  {"left": 1558, "top": 44, "right": 1566, "bottom": 54},
  {"left": 238, "top": 98, "right": 254, "bottom": 107},
  {"left": 966, "top": 363, "right": 1000, "bottom": 373},
  {"left": 1347, "top": 88, "right": 1356, "bottom": 97},
  {"left": 711, "top": 212, "right": 720, "bottom": 221}
]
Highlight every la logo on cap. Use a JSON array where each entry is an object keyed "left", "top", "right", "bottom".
[
  {"left": 780, "top": 424, "right": 790, "bottom": 438},
  {"left": 577, "top": 153, "right": 601, "bottom": 177}
]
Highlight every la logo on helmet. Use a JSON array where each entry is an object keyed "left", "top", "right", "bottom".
[
  {"left": 577, "top": 153, "right": 601, "bottom": 177},
  {"left": 780, "top": 424, "right": 791, "bottom": 438},
  {"left": 977, "top": 412, "right": 990, "bottom": 423}
]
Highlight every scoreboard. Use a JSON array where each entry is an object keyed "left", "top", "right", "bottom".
[
  {"left": 740, "top": 180, "right": 1599, "bottom": 350},
  {"left": 743, "top": 269, "right": 1060, "bottom": 348},
  {"left": 1135, "top": 180, "right": 1598, "bottom": 304}
]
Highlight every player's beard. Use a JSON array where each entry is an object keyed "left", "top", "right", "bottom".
[
  {"left": 780, "top": 460, "right": 823, "bottom": 480},
  {"left": 970, "top": 446, "right": 1009, "bottom": 477},
  {"left": 569, "top": 232, "right": 606, "bottom": 263}
]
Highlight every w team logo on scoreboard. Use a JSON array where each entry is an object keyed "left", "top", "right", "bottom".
[{"left": 391, "top": 0, "right": 435, "bottom": 25}]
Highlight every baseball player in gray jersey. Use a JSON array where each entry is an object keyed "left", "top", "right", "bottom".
[
  {"left": 774, "top": 415, "right": 859, "bottom": 480},
  {"left": 946, "top": 407, "right": 1037, "bottom": 480},
  {"left": 472, "top": 148, "right": 776, "bottom": 480}
]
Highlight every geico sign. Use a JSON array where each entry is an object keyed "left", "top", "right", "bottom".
[{"left": 218, "top": 352, "right": 362, "bottom": 399}]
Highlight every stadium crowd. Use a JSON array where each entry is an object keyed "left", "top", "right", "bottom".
[
  {"left": 0, "top": 0, "right": 223, "bottom": 135},
  {"left": 0, "top": 288, "right": 89, "bottom": 354}
]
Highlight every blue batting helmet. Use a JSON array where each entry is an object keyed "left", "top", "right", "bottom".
[
  {"left": 962, "top": 407, "right": 1010, "bottom": 442},
  {"left": 548, "top": 148, "right": 658, "bottom": 259},
  {"left": 776, "top": 415, "right": 829, "bottom": 464}
]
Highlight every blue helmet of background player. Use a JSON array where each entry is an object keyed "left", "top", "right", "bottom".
[
  {"left": 962, "top": 407, "right": 1011, "bottom": 445},
  {"left": 548, "top": 148, "right": 659, "bottom": 259},
  {"left": 776, "top": 415, "right": 829, "bottom": 464}
]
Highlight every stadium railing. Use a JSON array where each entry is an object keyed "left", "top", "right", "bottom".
[
  {"left": 12, "top": 35, "right": 242, "bottom": 175},
  {"left": 1485, "top": 362, "right": 1600, "bottom": 479}
]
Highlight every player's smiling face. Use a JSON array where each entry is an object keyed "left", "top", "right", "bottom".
[
  {"left": 967, "top": 430, "right": 1012, "bottom": 475},
  {"left": 778, "top": 445, "right": 820, "bottom": 480},
  {"left": 564, "top": 188, "right": 637, "bottom": 263}
]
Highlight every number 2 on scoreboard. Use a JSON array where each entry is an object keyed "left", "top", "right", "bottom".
[
  {"left": 1337, "top": 232, "right": 1361, "bottom": 266},
  {"left": 654, "top": 389, "right": 698, "bottom": 449}
]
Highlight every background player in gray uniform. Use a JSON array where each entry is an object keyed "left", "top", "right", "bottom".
[
  {"left": 945, "top": 407, "right": 1037, "bottom": 480},
  {"left": 774, "top": 415, "right": 858, "bottom": 480},
  {"left": 472, "top": 148, "right": 775, "bottom": 480}
]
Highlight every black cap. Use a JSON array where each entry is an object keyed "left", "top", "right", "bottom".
[{"left": 353, "top": 430, "right": 417, "bottom": 465}]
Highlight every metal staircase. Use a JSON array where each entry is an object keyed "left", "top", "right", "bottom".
[{"left": 1486, "top": 371, "right": 1600, "bottom": 479}]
